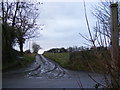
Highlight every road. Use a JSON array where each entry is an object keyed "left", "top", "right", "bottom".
[{"left": 2, "top": 55, "right": 105, "bottom": 88}]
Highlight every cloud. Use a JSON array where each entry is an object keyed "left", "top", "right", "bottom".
[{"left": 22, "top": 2, "right": 98, "bottom": 53}]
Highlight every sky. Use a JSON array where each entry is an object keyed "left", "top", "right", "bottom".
[{"left": 14, "top": 1, "right": 99, "bottom": 54}]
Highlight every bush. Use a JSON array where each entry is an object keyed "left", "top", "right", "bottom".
[
  {"left": 2, "top": 49, "right": 35, "bottom": 71},
  {"left": 69, "top": 48, "right": 111, "bottom": 72},
  {"left": 43, "top": 47, "right": 111, "bottom": 72}
]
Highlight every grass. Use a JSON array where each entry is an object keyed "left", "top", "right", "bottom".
[
  {"left": 18, "top": 53, "right": 36, "bottom": 67},
  {"left": 43, "top": 52, "right": 70, "bottom": 68},
  {"left": 43, "top": 50, "right": 111, "bottom": 72},
  {"left": 43, "top": 52, "right": 90, "bottom": 71},
  {"left": 43, "top": 52, "right": 94, "bottom": 71},
  {"left": 2, "top": 49, "right": 36, "bottom": 71}
]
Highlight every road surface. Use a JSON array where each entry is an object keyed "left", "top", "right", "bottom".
[{"left": 2, "top": 55, "right": 105, "bottom": 88}]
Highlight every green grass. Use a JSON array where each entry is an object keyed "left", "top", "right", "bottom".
[
  {"left": 43, "top": 52, "right": 90, "bottom": 71},
  {"left": 43, "top": 52, "right": 94, "bottom": 71},
  {"left": 43, "top": 50, "right": 111, "bottom": 72},
  {"left": 43, "top": 52, "right": 69, "bottom": 68}
]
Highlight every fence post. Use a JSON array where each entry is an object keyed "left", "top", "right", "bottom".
[{"left": 110, "top": 3, "right": 119, "bottom": 87}]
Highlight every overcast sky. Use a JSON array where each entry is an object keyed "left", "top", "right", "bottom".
[{"left": 14, "top": 1, "right": 99, "bottom": 54}]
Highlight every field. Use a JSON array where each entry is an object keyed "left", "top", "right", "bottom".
[
  {"left": 43, "top": 49, "right": 111, "bottom": 72},
  {"left": 43, "top": 52, "right": 70, "bottom": 68},
  {"left": 43, "top": 52, "right": 91, "bottom": 71}
]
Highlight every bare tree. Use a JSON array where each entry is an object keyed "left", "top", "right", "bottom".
[
  {"left": 92, "top": 0, "right": 120, "bottom": 47},
  {"left": 14, "top": 2, "right": 40, "bottom": 53},
  {"left": 79, "top": 1, "right": 120, "bottom": 88},
  {"left": 1, "top": 1, "right": 41, "bottom": 53}
]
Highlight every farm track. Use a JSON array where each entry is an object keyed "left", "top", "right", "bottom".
[{"left": 26, "top": 55, "right": 69, "bottom": 78}]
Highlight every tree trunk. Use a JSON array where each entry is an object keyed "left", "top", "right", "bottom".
[{"left": 19, "top": 42, "right": 23, "bottom": 54}]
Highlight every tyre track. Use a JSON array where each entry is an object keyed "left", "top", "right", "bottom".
[{"left": 26, "top": 54, "right": 69, "bottom": 78}]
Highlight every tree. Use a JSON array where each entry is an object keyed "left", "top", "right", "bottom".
[
  {"left": 15, "top": 2, "right": 40, "bottom": 53},
  {"left": 1, "top": 1, "right": 19, "bottom": 64},
  {"left": 92, "top": 2, "right": 120, "bottom": 87},
  {"left": 32, "top": 43, "right": 41, "bottom": 53},
  {"left": 81, "top": 1, "right": 120, "bottom": 88},
  {"left": 0, "top": 1, "right": 41, "bottom": 53},
  {"left": 1, "top": 1, "right": 19, "bottom": 51},
  {"left": 92, "top": 1, "right": 120, "bottom": 47}
]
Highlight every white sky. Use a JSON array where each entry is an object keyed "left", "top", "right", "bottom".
[{"left": 14, "top": 1, "right": 99, "bottom": 54}]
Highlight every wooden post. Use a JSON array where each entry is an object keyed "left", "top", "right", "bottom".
[
  {"left": 0, "top": 24, "right": 2, "bottom": 90},
  {"left": 110, "top": 3, "right": 119, "bottom": 87}
]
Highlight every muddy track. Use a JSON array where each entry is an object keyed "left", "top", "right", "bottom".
[
  {"left": 40, "top": 55, "right": 67, "bottom": 77},
  {"left": 40, "top": 55, "right": 67, "bottom": 78},
  {"left": 26, "top": 55, "right": 69, "bottom": 78},
  {"left": 25, "top": 64, "right": 41, "bottom": 73}
]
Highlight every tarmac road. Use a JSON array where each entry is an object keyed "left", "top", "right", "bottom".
[{"left": 2, "top": 55, "right": 105, "bottom": 88}]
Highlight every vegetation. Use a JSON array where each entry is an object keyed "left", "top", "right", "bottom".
[
  {"left": 20, "top": 53, "right": 36, "bottom": 67},
  {"left": 1, "top": 1, "right": 119, "bottom": 88},
  {"left": 32, "top": 43, "right": 41, "bottom": 53},
  {"left": 43, "top": 46, "right": 111, "bottom": 72},
  {"left": 2, "top": 49, "right": 36, "bottom": 71},
  {"left": 1, "top": 2, "right": 40, "bottom": 53},
  {"left": 83, "top": 1, "right": 120, "bottom": 88},
  {"left": 1, "top": 1, "right": 41, "bottom": 71},
  {"left": 69, "top": 48, "right": 111, "bottom": 72},
  {"left": 47, "top": 47, "right": 67, "bottom": 53},
  {"left": 43, "top": 52, "right": 69, "bottom": 68}
]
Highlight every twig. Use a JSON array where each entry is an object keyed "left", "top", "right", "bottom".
[
  {"left": 83, "top": 0, "right": 96, "bottom": 47},
  {"left": 79, "top": 33, "right": 91, "bottom": 42}
]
